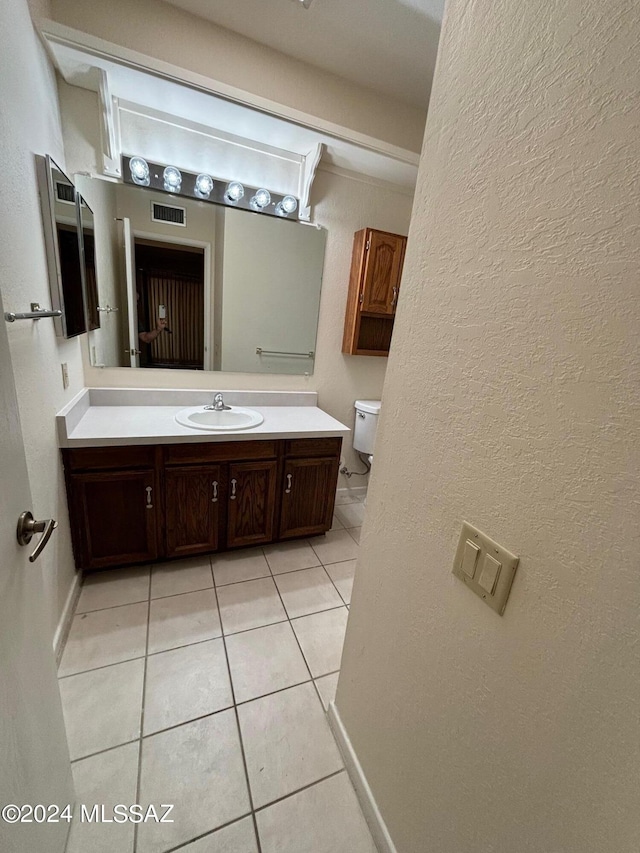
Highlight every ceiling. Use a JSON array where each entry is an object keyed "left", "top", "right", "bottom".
[{"left": 160, "top": 0, "right": 445, "bottom": 109}]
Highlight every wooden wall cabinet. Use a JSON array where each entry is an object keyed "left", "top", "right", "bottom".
[
  {"left": 342, "top": 228, "right": 407, "bottom": 357},
  {"left": 63, "top": 437, "right": 341, "bottom": 571}
]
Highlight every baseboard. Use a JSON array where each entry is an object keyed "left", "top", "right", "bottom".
[
  {"left": 328, "top": 701, "right": 397, "bottom": 853},
  {"left": 53, "top": 571, "right": 81, "bottom": 666}
]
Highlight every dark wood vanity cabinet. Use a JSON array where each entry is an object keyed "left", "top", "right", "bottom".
[
  {"left": 164, "top": 465, "right": 221, "bottom": 558},
  {"left": 62, "top": 437, "right": 341, "bottom": 571}
]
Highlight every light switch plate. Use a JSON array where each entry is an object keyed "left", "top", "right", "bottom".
[{"left": 452, "top": 522, "right": 519, "bottom": 615}]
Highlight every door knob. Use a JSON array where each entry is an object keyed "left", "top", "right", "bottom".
[{"left": 16, "top": 511, "right": 58, "bottom": 563}]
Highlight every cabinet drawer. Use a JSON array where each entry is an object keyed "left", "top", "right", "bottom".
[
  {"left": 164, "top": 440, "right": 277, "bottom": 466},
  {"left": 284, "top": 438, "right": 342, "bottom": 459},
  {"left": 64, "top": 445, "right": 156, "bottom": 471}
]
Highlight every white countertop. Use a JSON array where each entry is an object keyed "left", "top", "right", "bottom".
[{"left": 57, "top": 389, "right": 350, "bottom": 448}]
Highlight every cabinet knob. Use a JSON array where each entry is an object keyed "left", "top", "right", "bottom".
[
  {"left": 285, "top": 473, "right": 293, "bottom": 494},
  {"left": 212, "top": 481, "right": 218, "bottom": 503},
  {"left": 145, "top": 485, "right": 153, "bottom": 509},
  {"left": 230, "top": 478, "right": 237, "bottom": 500}
]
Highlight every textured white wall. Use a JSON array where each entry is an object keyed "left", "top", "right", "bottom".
[
  {"left": 337, "top": 1, "right": 640, "bottom": 851},
  {"left": 49, "top": 0, "right": 426, "bottom": 153},
  {"left": 1, "top": 0, "right": 84, "bottom": 640}
]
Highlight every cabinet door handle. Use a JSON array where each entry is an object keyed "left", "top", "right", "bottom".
[
  {"left": 391, "top": 286, "right": 398, "bottom": 306},
  {"left": 145, "top": 485, "right": 153, "bottom": 509},
  {"left": 212, "top": 481, "right": 218, "bottom": 503},
  {"left": 230, "top": 478, "right": 237, "bottom": 500},
  {"left": 285, "top": 473, "right": 293, "bottom": 494}
]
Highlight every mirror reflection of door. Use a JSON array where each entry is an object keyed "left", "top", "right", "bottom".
[{"left": 135, "top": 240, "right": 205, "bottom": 370}]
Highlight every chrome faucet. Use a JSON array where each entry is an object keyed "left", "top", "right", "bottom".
[{"left": 206, "top": 393, "right": 231, "bottom": 412}]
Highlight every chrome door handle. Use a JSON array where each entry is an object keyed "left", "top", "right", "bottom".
[
  {"left": 145, "top": 486, "right": 153, "bottom": 509},
  {"left": 230, "top": 479, "right": 237, "bottom": 500},
  {"left": 125, "top": 348, "right": 141, "bottom": 356},
  {"left": 212, "top": 481, "right": 218, "bottom": 503},
  {"left": 16, "top": 511, "right": 58, "bottom": 563},
  {"left": 285, "top": 473, "right": 292, "bottom": 494}
]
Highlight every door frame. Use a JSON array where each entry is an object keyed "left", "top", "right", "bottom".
[{"left": 133, "top": 230, "right": 213, "bottom": 371}]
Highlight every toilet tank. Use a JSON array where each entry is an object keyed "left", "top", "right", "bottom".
[{"left": 353, "top": 400, "right": 381, "bottom": 455}]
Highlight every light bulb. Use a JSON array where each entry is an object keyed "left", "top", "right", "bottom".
[
  {"left": 281, "top": 195, "right": 298, "bottom": 213},
  {"left": 194, "top": 173, "right": 214, "bottom": 198},
  {"left": 163, "top": 166, "right": 182, "bottom": 193},
  {"left": 275, "top": 195, "right": 298, "bottom": 217},
  {"left": 129, "top": 156, "right": 150, "bottom": 186},
  {"left": 250, "top": 188, "right": 271, "bottom": 210},
  {"left": 224, "top": 181, "right": 245, "bottom": 203}
]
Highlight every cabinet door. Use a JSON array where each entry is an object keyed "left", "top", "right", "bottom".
[
  {"left": 279, "top": 457, "right": 339, "bottom": 539},
  {"left": 227, "top": 460, "right": 278, "bottom": 548},
  {"left": 361, "top": 230, "right": 406, "bottom": 315},
  {"left": 165, "top": 465, "right": 221, "bottom": 558},
  {"left": 71, "top": 469, "right": 158, "bottom": 569}
]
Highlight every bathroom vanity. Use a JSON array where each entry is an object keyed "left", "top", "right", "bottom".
[{"left": 57, "top": 390, "right": 349, "bottom": 572}]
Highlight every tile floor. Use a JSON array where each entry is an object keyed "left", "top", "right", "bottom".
[{"left": 59, "top": 499, "right": 372, "bottom": 853}]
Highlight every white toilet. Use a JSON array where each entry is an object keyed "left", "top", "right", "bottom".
[{"left": 353, "top": 400, "right": 381, "bottom": 465}]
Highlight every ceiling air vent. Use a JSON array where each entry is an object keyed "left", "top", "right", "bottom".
[
  {"left": 151, "top": 201, "right": 186, "bottom": 227},
  {"left": 55, "top": 181, "right": 75, "bottom": 204}
]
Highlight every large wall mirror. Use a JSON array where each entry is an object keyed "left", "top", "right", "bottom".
[{"left": 75, "top": 175, "right": 327, "bottom": 376}]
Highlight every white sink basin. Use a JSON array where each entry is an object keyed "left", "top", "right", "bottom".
[{"left": 175, "top": 406, "right": 264, "bottom": 431}]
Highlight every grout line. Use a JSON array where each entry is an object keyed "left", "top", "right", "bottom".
[
  {"left": 58, "top": 653, "right": 148, "bottom": 680},
  {"left": 217, "top": 590, "right": 264, "bottom": 853},
  {"left": 253, "top": 768, "right": 346, "bottom": 814},
  {"left": 70, "top": 737, "right": 140, "bottom": 765},
  {"left": 133, "top": 569, "right": 152, "bottom": 853},
  {"left": 74, "top": 595, "right": 150, "bottom": 616},
  {"left": 162, "top": 813, "right": 254, "bottom": 852}
]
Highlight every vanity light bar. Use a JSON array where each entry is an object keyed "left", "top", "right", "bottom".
[{"left": 122, "top": 156, "right": 300, "bottom": 221}]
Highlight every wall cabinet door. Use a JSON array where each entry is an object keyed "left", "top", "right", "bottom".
[
  {"left": 279, "top": 457, "right": 338, "bottom": 539},
  {"left": 71, "top": 469, "right": 158, "bottom": 569},
  {"left": 227, "top": 460, "right": 277, "bottom": 548},
  {"left": 361, "top": 230, "right": 406, "bottom": 315},
  {"left": 165, "top": 465, "right": 221, "bottom": 558}
]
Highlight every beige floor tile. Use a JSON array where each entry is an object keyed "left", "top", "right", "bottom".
[
  {"left": 137, "top": 711, "right": 250, "bottom": 853},
  {"left": 256, "top": 772, "right": 377, "bottom": 853},
  {"left": 324, "top": 559, "right": 356, "bottom": 605},
  {"left": 58, "top": 602, "right": 148, "bottom": 676},
  {"left": 148, "top": 588, "right": 221, "bottom": 654},
  {"left": 238, "top": 682, "right": 342, "bottom": 808},
  {"left": 334, "top": 501, "right": 366, "bottom": 529},
  {"left": 263, "top": 540, "right": 320, "bottom": 575},
  {"left": 217, "top": 577, "right": 286, "bottom": 635},
  {"left": 274, "top": 566, "right": 344, "bottom": 619},
  {"left": 144, "top": 639, "right": 232, "bottom": 734},
  {"left": 212, "top": 547, "right": 270, "bottom": 587},
  {"left": 226, "top": 621, "right": 310, "bottom": 704},
  {"left": 330, "top": 514, "right": 344, "bottom": 530},
  {"left": 178, "top": 817, "right": 258, "bottom": 852},
  {"left": 314, "top": 672, "right": 340, "bottom": 711},
  {"left": 291, "top": 608, "right": 349, "bottom": 677},
  {"left": 347, "top": 526, "right": 362, "bottom": 544},
  {"left": 59, "top": 659, "right": 144, "bottom": 760},
  {"left": 151, "top": 556, "right": 213, "bottom": 599},
  {"left": 66, "top": 742, "right": 139, "bottom": 853},
  {"left": 309, "top": 530, "right": 358, "bottom": 566},
  {"left": 76, "top": 567, "right": 150, "bottom": 613}
]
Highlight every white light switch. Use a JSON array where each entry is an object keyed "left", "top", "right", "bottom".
[
  {"left": 460, "top": 540, "right": 480, "bottom": 578},
  {"left": 479, "top": 554, "right": 501, "bottom": 595},
  {"left": 452, "top": 522, "right": 519, "bottom": 615}
]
